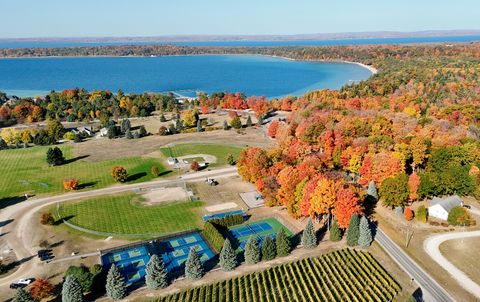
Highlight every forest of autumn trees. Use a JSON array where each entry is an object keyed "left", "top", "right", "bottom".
[{"left": 237, "top": 43, "right": 480, "bottom": 228}]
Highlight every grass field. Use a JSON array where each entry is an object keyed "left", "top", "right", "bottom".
[
  {"left": 56, "top": 193, "right": 203, "bottom": 236},
  {"left": 0, "top": 145, "right": 169, "bottom": 201},
  {"left": 155, "top": 248, "right": 402, "bottom": 302},
  {"left": 160, "top": 143, "right": 243, "bottom": 167},
  {"left": 439, "top": 237, "right": 480, "bottom": 284}
]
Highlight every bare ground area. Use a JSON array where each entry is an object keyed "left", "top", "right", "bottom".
[
  {"left": 375, "top": 204, "right": 480, "bottom": 302},
  {"left": 142, "top": 187, "right": 189, "bottom": 204},
  {"left": 73, "top": 127, "right": 273, "bottom": 162},
  {"left": 439, "top": 234, "right": 480, "bottom": 285}
]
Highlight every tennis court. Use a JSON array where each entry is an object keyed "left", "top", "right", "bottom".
[
  {"left": 203, "top": 209, "right": 246, "bottom": 221},
  {"left": 155, "top": 231, "right": 215, "bottom": 272},
  {"left": 228, "top": 217, "right": 292, "bottom": 251},
  {"left": 101, "top": 246, "right": 150, "bottom": 285}
]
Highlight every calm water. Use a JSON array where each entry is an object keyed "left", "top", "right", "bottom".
[
  {"left": 0, "top": 35, "right": 479, "bottom": 49},
  {"left": 0, "top": 55, "right": 372, "bottom": 98}
]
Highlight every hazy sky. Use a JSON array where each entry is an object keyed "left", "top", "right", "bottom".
[{"left": 1, "top": 0, "right": 479, "bottom": 38}]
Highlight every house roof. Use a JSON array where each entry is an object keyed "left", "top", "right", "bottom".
[{"left": 429, "top": 195, "right": 463, "bottom": 212}]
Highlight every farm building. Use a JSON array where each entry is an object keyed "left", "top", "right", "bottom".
[{"left": 428, "top": 195, "right": 463, "bottom": 221}]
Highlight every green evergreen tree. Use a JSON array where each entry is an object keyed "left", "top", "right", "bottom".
[
  {"left": 62, "top": 275, "right": 83, "bottom": 302},
  {"left": 145, "top": 254, "right": 168, "bottom": 290},
  {"left": 219, "top": 238, "right": 237, "bottom": 271},
  {"left": 0, "top": 138, "right": 8, "bottom": 150},
  {"left": 244, "top": 236, "right": 260, "bottom": 265},
  {"left": 226, "top": 153, "right": 235, "bottom": 165},
  {"left": 358, "top": 216, "right": 373, "bottom": 248},
  {"left": 301, "top": 218, "right": 317, "bottom": 249},
  {"left": 230, "top": 116, "right": 242, "bottom": 129},
  {"left": 257, "top": 115, "right": 263, "bottom": 126},
  {"left": 185, "top": 248, "right": 204, "bottom": 280},
  {"left": 107, "top": 125, "right": 118, "bottom": 139},
  {"left": 160, "top": 114, "right": 166, "bottom": 122},
  {"left": 276, "top": 228, "right": 291, "bottom": 257},
  {"left": 261, "top": 236, "right": 276, "bottom": 261},
  {"left": 13, "top": 288, "right": 34, "bottom": 302},
  {"left": 346, "top": 214, "right": 360, "bottom": 246},
  {"left": 246, "top": 115, "right": 253, "bottom": 127},
  {"left": 223, "top": 120, "right": 229, "bottom": 130},
  {"left": 46, "top": 147, "right": 64, "bottom": 166},
  {"left": 329, "top": 219, "right": 342, "bottom": 242},
  {"left": 196, "top": 119, "right": 203, "bottom": 132},
  {"left": 105, "top": 264, "right": 126, "bottom": 300},
  {"left": 138, "top": 125, "right": 147, "bottom": 137},
  {"left": 125, "top": 129, "right": 133, "bottom": 139},
  {"left": 367, "top": 180, "right": 378, "bottom": 200},
  {"left": 120, "top": 119, "right": 131, "bottom": 133}
]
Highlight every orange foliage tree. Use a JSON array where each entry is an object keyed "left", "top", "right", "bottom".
[
  {"left": 63, "top": 179, "right": 79, "bottom": 190},
  {"left": 408, "top": 173, "right": 420, "bottom": 202},
  {"left": 404, "top": 207, "right": 414, "bottom": 221},
  {"left": 29, "top": 278, "right": 55, "bottom": 301},
  {"left": 237, "top": 147, "right": 270, "bottom": 183},
  {"left": 334, "top": 187, "right": 363, "bottom": 229},
  {"left": 267, "top": 120, "right": 279, "bottom": 138}
]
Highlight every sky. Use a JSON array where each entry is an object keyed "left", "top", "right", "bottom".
[{"left": 1, "top": 0, "right": 479, "bottom": 38}]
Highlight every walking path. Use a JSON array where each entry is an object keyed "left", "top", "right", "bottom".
[
  {"left": 424, "top": 230, "right": 480, "bottom": 299},
  {"left": 0, "top": 167, "right": 237, "bottom": 287}
]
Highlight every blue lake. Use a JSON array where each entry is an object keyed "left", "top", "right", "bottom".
[{"left": 0, "top": 55, "right": 372, "bottom": 98}]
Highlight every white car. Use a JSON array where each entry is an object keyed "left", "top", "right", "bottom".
[{"left": 17, "top": 278, "right": 34, "bottom": 285}]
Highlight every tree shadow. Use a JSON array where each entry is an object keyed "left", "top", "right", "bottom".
[
  {"left": 412, "top": 287, "right": 423, "bottom": 301},
  {"left": 0, "top": 196, "right": 29, "bottom": 210},
  {"left": 363, "top": 195, "right": 378, "bottom": 217},
  {"left": 50, "top": 240, "right": 64, "bottom": 248},
  {"left": 53, "top": 215, "right": 74, "bottom": 226},
  {"left": 0, "top": 232, "right": 9, "bottom": 237},
  {"left": 77, "top": 181, "right": 98, "bottom": 190},
  {"left": 64, "top": 154, "right": 90, "bottom": 164},
  {"left": 127, "top": 172, "right": 147, "bottom": 182},
  {"left": 157, "top": 170, "right": 172, "bottom": 177},
  {"left": 4, "top": 255, "right": 35, "bottom": 271},
  {"left": 0, "top": 219, "right": 14, "bottom": 227}
]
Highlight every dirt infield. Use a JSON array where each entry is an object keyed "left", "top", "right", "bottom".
[{"left": 142, "top": 187, "right": 189, "bottom": 204}]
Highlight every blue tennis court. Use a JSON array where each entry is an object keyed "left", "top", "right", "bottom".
[
  {"left": 155, "top": 232, "right": 215, "bottom": 272},
  {"left": 229, "top": 220, "right": 275, "bottom": 250},
  {"left": 203, "top": 209, "right": 246, "bottom": 221},
  {"left": 101, "top": 246, "right": 150, "bottom": 285}
]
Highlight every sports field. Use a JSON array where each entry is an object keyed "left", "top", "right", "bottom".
[
  {"left": 56, "top": 193, "right": 203, "bottom": 236},
  {"left": 228, "top": 218, "right": 293, "bottom": 251},
  {"left": 101, "top": 246, "right": 150, "bottom": 285},
  {"left": 160, "top": 143, "right": 243, "bottom": 167},
  {"left": 0, "top": 145, "right": 169, "bottom": 200}
]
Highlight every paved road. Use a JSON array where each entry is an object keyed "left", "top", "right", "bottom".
[
  {"left": 0, "top": 167, "right": 238, "bottom": 287},
  {"left": 424, "top": 230, "right": 480, "bottom": 300},
  {"left": 375, "top": 228, "right": 455, "bottom": 302}
]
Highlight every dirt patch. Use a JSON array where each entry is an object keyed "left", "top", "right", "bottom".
[
  {"left": 205, "top": 202, "right": 238, "bottom": 212},
  {"left": 142, "top": 187, "right": 189, "bottom": 204}
]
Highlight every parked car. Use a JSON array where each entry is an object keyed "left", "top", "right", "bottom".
[
  {"left": 37, "top": 249, "right": 54, "bottom": 261},
  {"left": 9, "top": 278, "right": 34, "bottom": 289},
  {"left": 463, "top": 204, "right": 471, "bottom": 209}
]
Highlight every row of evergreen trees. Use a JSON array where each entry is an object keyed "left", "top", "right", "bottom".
[{"left": 329, "top": 214, "right": 373, "bottom": 248}]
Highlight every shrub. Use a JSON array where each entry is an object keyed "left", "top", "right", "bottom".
[
  {"left": 301, "top": 218, "right": 317, "bottom": 249},
  {"left": 202, "top": 222, "right": 225, "bottom": 252},
  {"left": 230, "top": 116, "right": 242, "bottom": 129},
  {"left": 63, "top": 179, "right": 79, "bottom": 190},
  {"left": 346, "top": 214, "right": 360, "bottom": 246},
  {"left": 107, "top": 125, "right": 118, "bottom": 139},
  {"left": 111, "top": 166, "right": 128, "bottom": 182},
  {"left": 40, "top": 213, "right": 55, "bottom": 225},
  {"left": 63, "top": 131, "right": 76, "bottom": 140},
  {"left": 151, "top": 166, "right": 159, "bottom": 177},
  {"left": 447, "top": 206, "right": 472, "bottom": 226},
  {"left": 46, "top": 147, "right": 64, "bottom": 166},
  {"left": 125, "top": 129, "right": 133, "bottom": 139},
  {"left": 244, "top": 236, "right": 260, "bottom": 265},
  {"left": 226, "top": 153, "right": 235, "bottom": 165},
  {"left": 191, "top": 160, "right": 200, "bottom": 171},
  {"left": 219, "top": 239, "right": 237, "bottom": 271},
  {"left": 185, "top": 248, "right": 204, "bottom": 280},
  {"left": 416, "top": 205, "right": 428, "bottom": 223},
  {"left": 261, "top": 236, "right": 276, "bottom": 261},
  {"left": 106, "top": 264, "right": 126, "bottom": 300},
  {"left": 158, "top": 126, "right": 168, "bottom": 136},
  {"left": 29, "top": 278, "right": 55, "bottom": 301},
  {"left": 404, "top": 207, "right": 414, "bottom": 221},
  {"left": 138, "top": 125, "right": 147, "bottom": 137}
]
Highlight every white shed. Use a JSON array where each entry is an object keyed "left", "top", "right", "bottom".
[{"left": 428, "top": 195, "right": 463, "bottom": 221}]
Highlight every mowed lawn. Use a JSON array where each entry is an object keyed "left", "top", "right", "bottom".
[
  {"left": 160, "top": 143, "right": 243, "bottom": 167},
  {"left": 57, "top": 193, "right": 204, "bottom": 236},
  {"left": 0, "top": 145, "right": 170, "bottom": 200}
]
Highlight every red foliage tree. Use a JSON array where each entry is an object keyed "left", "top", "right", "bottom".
[
  {"left": 63, "top": 179, "right": 79, "bottom": 190},
  {"left": 408, "top": 172, "right": 420, "bottom": 202},
  {"left": 267, "top": 120, "right": 279, "bottom": 138},
  {"left": 191, "top": 160, "right": 200, "bottom": 171},
  {"left": 29, "top": 278, "right": 55, "bottom": 301},
  {"left": 334, "top": 187, "right": 363, "bottom": 228},
  {"left": 404, "top": 207, "right": 414, "bottom": 221},
  {"left": 237, "top": 147, "right": 270, "bottom": 183}
]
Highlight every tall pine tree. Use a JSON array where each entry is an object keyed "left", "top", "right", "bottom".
[
  {"left": 219, "top": 238, "right": 237, "bottom": 271},
  {"left": 145, "top": 254, "right": 168, "bottom": 290},
  {"left": 185, "top": 248, "right": 204, "bottom": 280},
  {"left": 62, "top": 275, "right": 83, "bottom": 302},
  {"left": 105, "top": 264, "right": 126, "bottom": 300},
  {"left": 276, "top": 229, "right": 291, "bottom": 257},
  {"left": 346, "top": 214, "right": 360, "bottom": 246},
  {"left": 329, "top": 219, "right": 342, "bottom": 242},
  {"left": 358, "top": 216, "right": 373, "bottom": 248},
  {"left": 261, "top": 236, "right": 276, "bottom": 261},
  {"left": 301, "top": 218, "right": 317, "bottom": 249},
  {"left": 244, "top": 236, "right": 261, "bottom": 264},
  {"left": 367, "top": 180, "right": 378, "bottom": 200}
]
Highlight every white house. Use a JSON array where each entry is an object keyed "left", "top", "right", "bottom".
[{"left": 428, "top": 195, "right": 463, "bottom": 221}]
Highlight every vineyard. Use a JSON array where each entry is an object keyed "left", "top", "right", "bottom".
[{"left": 155, "top": 248, "right": 401, "bottom": 302}]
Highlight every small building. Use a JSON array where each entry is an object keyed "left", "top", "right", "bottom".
[
  {"left": 99, "top": 127, "right": 108, "bottom": 137},
  {"left": 166, "top": 157, "right": 179, "bottom": 166},
  {"left": 428, "top": 195, "right": 463, "bottom": 221}
]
